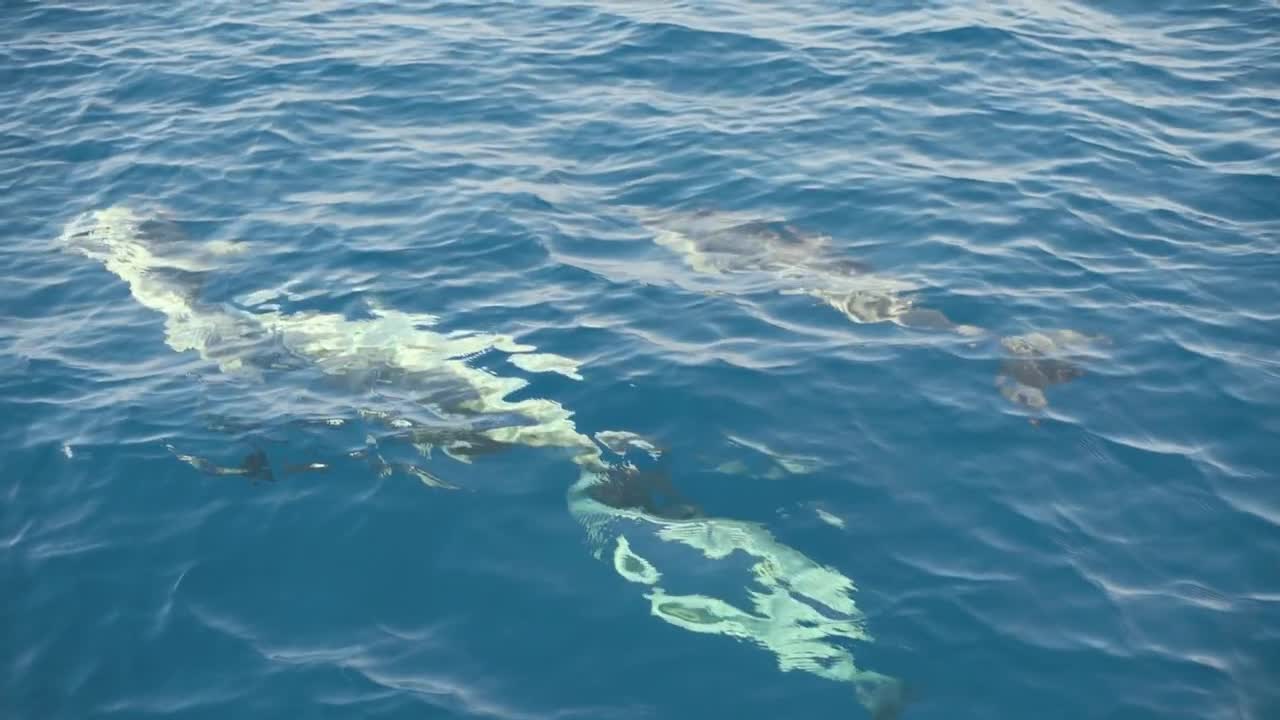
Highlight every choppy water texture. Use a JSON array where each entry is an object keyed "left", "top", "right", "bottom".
[{"left": 3, "top": 2, "right": 1278, "bottom": 719}]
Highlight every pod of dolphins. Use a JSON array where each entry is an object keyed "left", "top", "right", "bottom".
[{"left": 60, "top": 204, "right": 1105, "bottom": 719}]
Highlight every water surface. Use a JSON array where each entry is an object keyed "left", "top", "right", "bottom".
[{"left": 3, "top": 2, "right": 1278, "bottom": 719}]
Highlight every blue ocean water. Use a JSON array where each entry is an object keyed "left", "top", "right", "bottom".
[{"left": 3, "top": 2, "right": 1278, "bottom": 718}]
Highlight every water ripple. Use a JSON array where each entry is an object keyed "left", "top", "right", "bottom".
[{"left": 3, "top": 1, "right": 1278, "bottom": 718}]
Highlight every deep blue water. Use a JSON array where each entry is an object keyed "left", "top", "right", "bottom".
[{"left": 3, "top": 2, "right": 1279, "bottom": 719}]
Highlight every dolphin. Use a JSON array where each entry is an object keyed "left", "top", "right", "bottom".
[
  {"left": 60, "top": 206, "right": 600, "bottom": 459},
  {"left": 572, "top": 435, "right": 909, "bottom": 719},
  {"left": 61, "top": 205, "right": 909, "bottom": 718},
  {"left": 635, "top": 208, "right": 1104, "bottom": 413},
  {"left": 635, "top": 208, "right": 983, "bottom": 336},
  {"left": 995, "top": 329, "right": 1102, "bottom": 411},
  {"left": 168, "top": 445, "right": 274, "bottom": 482},
  {"left": 583, "top": 458, "right": 703, "bottom": 521}
]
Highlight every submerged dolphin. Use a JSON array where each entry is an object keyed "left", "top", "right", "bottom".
[
  {"left": 60, "top": 206, "right": 600, "bottom": 460},
  {"left": 572, "top": 436, "right": 908, "bottom": 719},
  {"left": 61, "top": 206, "right": 907, "bottom": 717},
  {"left": 995, "top": 329, "right": 1102, "bottom": 411},
  {"left": 637, "top": 209, "right": 984, "bottom": 335},
  {"left": 637, "top": 209, "right": 1101, "bottom": 411}
]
